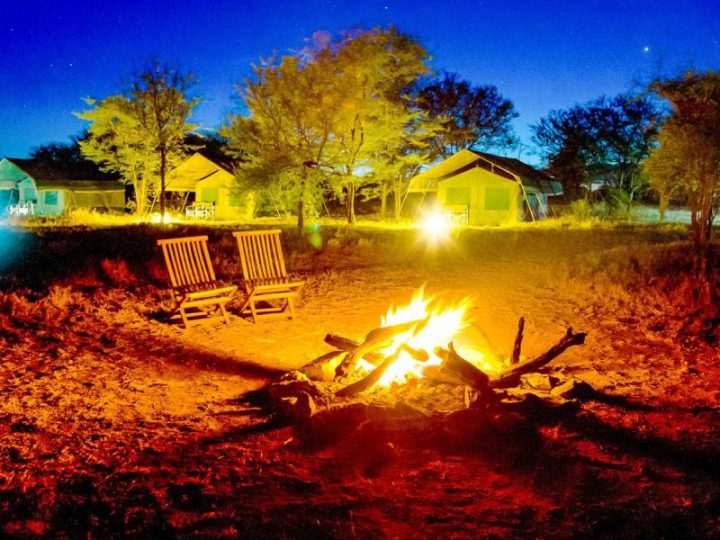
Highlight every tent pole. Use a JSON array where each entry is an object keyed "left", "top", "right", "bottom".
[{"left": 518, "top": 179, "right": 535, "bottom": 222}]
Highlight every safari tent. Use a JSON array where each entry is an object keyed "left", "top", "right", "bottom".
[
  {"left": 408, "top": 149, "right": 563, "bottom": 225},
  {"left": 165, "top": 153, "right": 252, "bottom": 219},
  {"left": 0, "top": 157, "right": 125, "bottom": 216}
]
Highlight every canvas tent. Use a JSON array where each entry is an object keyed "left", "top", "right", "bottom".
[
  {"left": 407, "top": 149, "right": 563, "bottom": 225},
  {"left": 165, "top": 153, "right": 252, "bottom": 219},
  {"left": 0, "top": 157, "right": 125, "bottom": 216}
]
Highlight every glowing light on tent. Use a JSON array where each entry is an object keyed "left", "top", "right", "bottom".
[
  {"left": 419, "top": 207, "right": 453, "bottom": 244},
  {"left": 150, "top": 213, "right": 175, "bottom": 225}
]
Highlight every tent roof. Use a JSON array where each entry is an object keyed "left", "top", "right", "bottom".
[
  {"left": 166, "top": 153, "right": 235, "bottom": 192},
  {"left": 5, "top": 157, "right": 119, "bottom": 185},
  {"left": 408, "top": 149, "right": 563, "bottom": 195}
]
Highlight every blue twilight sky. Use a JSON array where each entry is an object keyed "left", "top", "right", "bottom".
[{"left": 1, "top": 0, "right": 719, "bottom": 161}]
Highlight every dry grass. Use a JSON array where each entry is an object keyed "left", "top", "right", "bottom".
[{"left": 1, "top": 221, "right": 720, "bottom": 538}]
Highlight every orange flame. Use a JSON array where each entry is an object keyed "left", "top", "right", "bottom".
[{"left": 354, "top": 287, "right": 500, "bottom": 387}]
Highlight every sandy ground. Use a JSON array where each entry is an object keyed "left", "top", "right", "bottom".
[{"left": 0, "top": 225, "right": 719, "bottom": 538}]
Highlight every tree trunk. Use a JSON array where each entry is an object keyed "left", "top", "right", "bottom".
[
  {"left": 159, "top": 146, "right": 166, "bottom": 218},
  {"left": 658, "top": 190, "right": 668, "bottom": 221},
  {"left": 297, "top": 175, "right": 305, "bottom": 230},
  {"left": 380, "top": 182, "right": 388, "bottom": 220},
  {"left": 393, "top": 180, "right": 402, "bottom": 221},
  {"left": 346, "top": 180, "right": 356, "bottom": 224}
]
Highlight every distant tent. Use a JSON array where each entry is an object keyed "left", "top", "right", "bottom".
[
  {"left": 407, "top": 149, "right": 563, "bottom": 225},
  {"left": 0, "top": 158, "right": 124, "bottom": 216},
  {"left": 166, "top": 153, "right": 253, "bottom": 219}
]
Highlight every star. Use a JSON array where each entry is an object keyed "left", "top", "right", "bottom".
[{"left": 643, "top": 46, "right": 650, "bottom": 53}]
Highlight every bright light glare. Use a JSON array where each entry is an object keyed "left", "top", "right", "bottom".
[
  {"left": 419, "top": 207, "right": 453, "bottom": 244},
  {"left": 150, "top": 213, "right": 175, "bottom": 224}
]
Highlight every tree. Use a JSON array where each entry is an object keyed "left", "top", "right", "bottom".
[
  {"left": 30, "top": 139, "right": 114, "bottom": 180},
  {"left": 646, "top": 71, "right": 720, "bottom": 247},
  {"left": 224, "top": 49, "right": 340, "bottom": 228},
  {"left": 321, "top": 28, "right": 431, "bottom": 223},
  {"left": 127, "top": 63, "right": 198, "bottom": 217},
  {"left": 371, "top": 104, "right": 441, "bottom": 220},
  {"left": 417, "top": 72, "right": 518, "bottom": 160},
  {"left": 77, "top": 96, "right": 157, "bottom": 214},
  {"left": 532, "top": 94, "right": 660, "bottom": 201},
  {"left": 77, "top": 62, "right": 197, "bottom": 216},
  {"left": 225, "top": 27, "right": 432, "bottom": 226}
]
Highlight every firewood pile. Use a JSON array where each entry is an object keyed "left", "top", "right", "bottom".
[{"left": 257, "top": 311, "right": 590, "bottom": 430}]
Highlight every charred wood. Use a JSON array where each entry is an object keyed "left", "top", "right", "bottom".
[
  {"left": 491, "top": 328, "right": 586, "bottom": 389},
  {"left": 433, "top": 343, "right": 491, "bottom": 392},
  {"left": 512, "top": 317, "right": 525, "bottom": 364},
  {"left": 335, "top": 350, "right": 402, "bottom": 398},
  {"left": 334, "top": 318, "right": 429, "bottom": 379}
]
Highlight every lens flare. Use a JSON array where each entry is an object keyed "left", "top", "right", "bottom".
[{"left": 419, "top": 207, "right": 453, "bottom": 245}]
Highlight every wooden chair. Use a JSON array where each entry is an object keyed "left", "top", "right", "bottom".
[
  {"left": 156, "top": 235, "right": 237, "bottom": 327},
  {"left": 232, "top": 229, "right": 304, "bottom": 323}
]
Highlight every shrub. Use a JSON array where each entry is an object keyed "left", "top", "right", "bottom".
[
  {"left": 569, "top": 199, "right": 593, "bottom": 222},
  {"left": 100, "top": 258, "right": 137, "bottom": 288}
]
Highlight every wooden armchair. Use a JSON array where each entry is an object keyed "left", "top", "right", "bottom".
[
  {"left": 232, "top": 229, "right": 304, "bottom": 323},
  {"left": 157, "top": 235, "right": 237, "bottom": 327}
]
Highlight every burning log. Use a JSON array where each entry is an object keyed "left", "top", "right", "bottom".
[
  {"left": 324, "top": 334, "right": 384, "bottom": 365},
  {"left": 511, "top": 317, "right": 525, "bottom": 364},
  {"left": 324, "top": 334, "right": 361, "bottom": 352},
  {"left": 335, "top": 350, "right": 402, "bottom": 398},
  {"left": 300, "top": 350, "right": 347, "bottom": 382},
  {"left": 432, "top": 343, "right": 490, "bottom": 392},
  {"left": 490, "top": 328, "right": 587, "bottom": 389},
  {"left": 334, "top": 318, "right": 429, "bottom": 379},
  {"left": 401, "top": 344, "right": 429, "bottom": 362}
]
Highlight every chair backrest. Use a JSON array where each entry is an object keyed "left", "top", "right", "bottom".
[
  {"left": 157, "top": 235, "right": 217, "bottom": 289},
  {"left": 232, "top": 229, "right": 288, "bottom": 281}
]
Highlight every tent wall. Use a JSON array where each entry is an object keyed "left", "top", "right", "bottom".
[
  {"left": 196, "top": 173, "right": 253, "bottom": 220},
  {"left": 18, "top": 178, "right": 37, "bottom": 204},
  {"left": 36, "top": 189, "right": 66, "bottom": 216},
  {"left": 437, "top": 168, "right": 521, "bottom": 225},
  {"left": 67, "top": 190, "right": 126, "bottom": 210}
]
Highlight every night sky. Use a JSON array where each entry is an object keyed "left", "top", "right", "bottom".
[{"left": 2, "top": 0, "right": 719, "bottom": 160}]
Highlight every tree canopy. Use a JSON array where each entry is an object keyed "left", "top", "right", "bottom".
[
  {"left": 416, "top": 72, "right": 518, "bottom": 160},
  {"left": 532, "top": 94, "right": 660, "bottom": 202},
  {"left": 224, "top": 27, "right": 433, "bottom": 225},
  {"left": 76, "top": 62, "right": 198, "bottom": 215},
  {"left": 29, "top": 140, "right": 114, "bottom": 180},
  {"left": 646, "top": 71, "right": 720, "bottom": 245}
]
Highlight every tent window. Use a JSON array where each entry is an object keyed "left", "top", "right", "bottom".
[
  {"left": 445, "top": 187, "right": 471, "bottom": 205},
  {"left": 200, "top": 187, "right": 219, "bottom": 204},
  {"left": 485, "top": 187, "right": 511, "bottom": 210},
  {"left": 23, "top": 188, "right": 36, "bottom": 201},
  {"left": 44, "top": 191, "right": 59, "bottom": 205}
]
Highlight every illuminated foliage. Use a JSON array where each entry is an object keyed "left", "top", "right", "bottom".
[
  {"left": 76, "top": 95, "right": 156, "bottom": 215},
  {"left": 647, "top": 71, "right": 720, "bottom": 245},
  {"left": 225, "top": 27, "right": 432, "bottom": 225},
  {"left": 76, "top": 62, "right": 198, "bottom": 215}
]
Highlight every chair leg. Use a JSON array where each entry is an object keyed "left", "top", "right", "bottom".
[
  {"left": 180, "top": 306, "right": 189, "bottom": 328},
  {"left": 219, "top": 303, "right": 230, "bottom": 324},
  {"left": 287, "top": 297, "right": 295, "bottom": 320},
  {"left": 249, "top": 300, "right": 258, "bottom": 324}
]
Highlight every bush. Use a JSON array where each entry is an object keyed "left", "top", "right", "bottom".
[{"left": 569, "top": 199, "right": 593, "bottom": 222}]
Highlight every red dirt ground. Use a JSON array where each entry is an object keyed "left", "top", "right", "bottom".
[{"left": 0, "top": 225, "right": 718, "bottom": 538}]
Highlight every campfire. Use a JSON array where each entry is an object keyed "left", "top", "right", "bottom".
[
  {"left": 344, "top": 287, "right": 496, "bottom": 388},
  {"left": 259, "top": 287, "right": 589, "bottom": 427}
]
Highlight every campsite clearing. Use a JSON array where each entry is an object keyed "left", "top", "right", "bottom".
[{"left": 0, "top": 223, "right": 718, "bottom": 538}]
